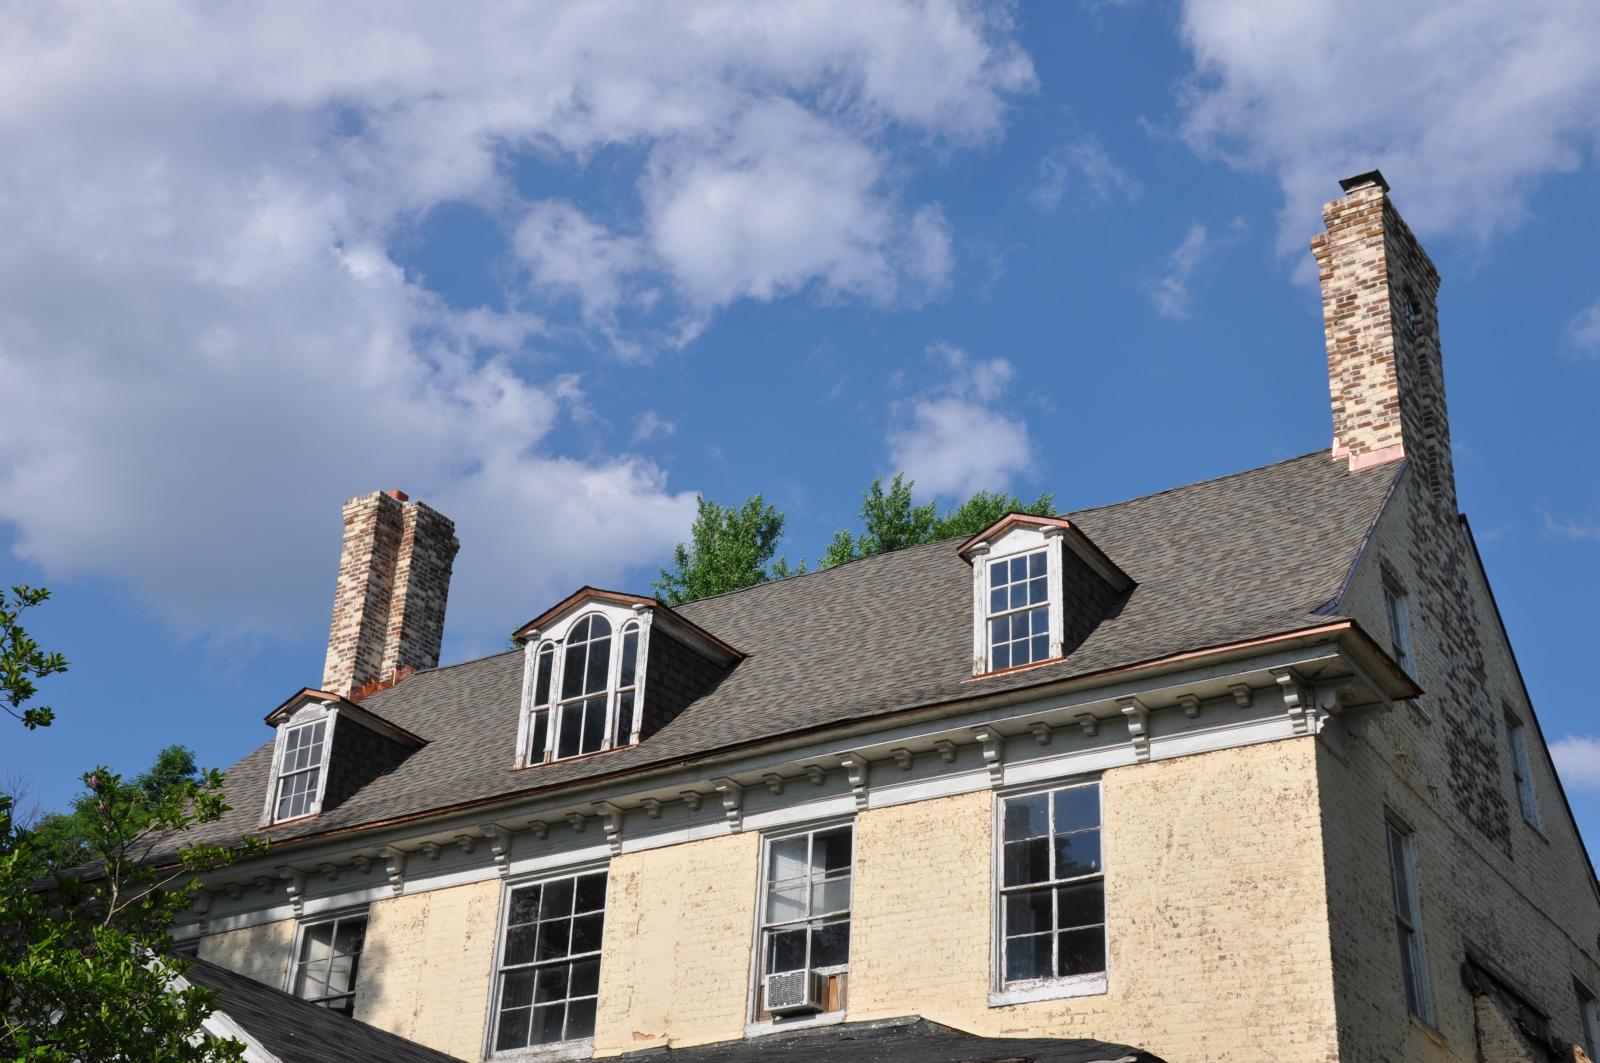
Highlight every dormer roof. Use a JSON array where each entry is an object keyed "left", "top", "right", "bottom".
[
  {"left": 511, "top": 585, "right": 744, "bottom": 665},
  {"left": 956, "top": 513, "right": 1134, "bottom": 593},
  {"left": 264, "top": 687, "right": 427, "bottom": 748}
]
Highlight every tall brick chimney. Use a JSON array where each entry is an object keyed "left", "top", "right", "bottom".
[
  {"left": 1311, "top": 170, "right": 1455, "bottom": 511},
  {"left": 322, "top": 489, "right": 459, "bottom": 698}
]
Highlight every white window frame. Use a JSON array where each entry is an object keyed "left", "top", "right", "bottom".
[
  {"left": 260, "top": 701, "right": 336, "bottom": 826},
  {"left": 749, "top": 819, "right": 855, "bottom": 1029},
  {"left": 1383, "top": 576, "right": 1415, "bottom": 680},
  {"left": 1386, "top": 815, "right": 1434, "bottom": 1025},
  {"left": 990, "top": 779, "right": 1107, "bottom": 1006},
  {"left": 486, "top": 862, "right": 609, "bottom": 1061},
  {"left": 1577, "top": 978, "right": 1600, "bottom": 1061},
  {"left": 970, "top": 526, "right": 1064, "bottom": 675},
  {"left": 284, "top": 907, "right": 368, "bottom": 1016},
  {"left": 516, "top": 606, "right": 653, "bottom": 767},
  {"left": 1505, "top": 712, "right": 1540, "bottom": 828}
]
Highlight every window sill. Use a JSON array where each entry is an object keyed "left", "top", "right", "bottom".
[
  {"left": 988, "top": 974, "right": 1107, "bottom": 1007},
  {"left": 1409, "top": 1014, "right": 1447, "bottom": 1048},
  {"left": 489, "top": 1037, "right": 594, "bottom": 1062},
  {"left": 744, "top": 1010, "right": 845, "bottom": 1039}
]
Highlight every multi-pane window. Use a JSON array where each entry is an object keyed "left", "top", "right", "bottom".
[
  {"left": 613, "top": 621, "right": 640, "bottom": 749},
  {"left": 1383, "top": 579, "right": 1415, "bottom": 680},
  {"left": 1386, "top": 819, "right": 1433, "bottom": 1022},
  {"left": 526, "top": 643, "right": 555, "bottom": 766},
  {"left": 989, "top": 550, "right": 1049, "bottom": 670},
  {"left": 274, "top": 719, "right": 326, "bottom": 821},
  {"left": 998, "top": 782, "right": 1104, "bottom": 986},
  {"left": 493, "top": 870, "right": 607, "bottom": 1052},
  {"left": 1578, "top": 982, "right": 1600, "bottom": 1061},
  {"left": 759, "top": 825, "right": 852, "bottom": 1012},
  {"left": 1506, "top": 715, "right": 1540, "bottom": 827},
  {"left": 556, "top": 616, "right": 612, "bottom": 760},
  {"left": 289, "top": 912, "right": 366, "bottom": 1016}
]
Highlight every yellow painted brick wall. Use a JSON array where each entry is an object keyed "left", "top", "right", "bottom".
[
  {"left": 196, "top": 918, "right": 294, "bottom": 989},
  {"left": 851, "top": 739, "right": 1340, "bottom": 1063},
  {"left": 354, "top": 878, "right": 501, "bottom": 1061},
  {"left": 593, "top": 830, "right": 761, "bottom": 1055}
]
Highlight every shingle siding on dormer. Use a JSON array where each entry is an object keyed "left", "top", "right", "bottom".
[
  {"left": 1059, "top": 544, "right": 1124, "bottom": 659},
  {"left": 322, "top": 716, "right": 415, "bottom": 813},
  {"left": 641, "top": 628, "right": 730, "bottom": 740}
]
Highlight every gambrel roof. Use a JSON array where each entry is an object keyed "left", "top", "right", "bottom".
[{"left": 183, "top": 449, "right": 1405, "bottom": 853}]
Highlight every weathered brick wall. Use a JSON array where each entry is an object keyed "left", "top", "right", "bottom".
[
  {"left": 1326, "top": 468, "right": 1600, "bottom": 1060},
  {"left": 593, "top": 830, "right": 761, "bottom": 1054},
  {"left": 322, "top": 715, "right": 415, "bottom": 811},
  {"left": 354, "top": 878, "right": 500, "bottom": 1060},
  {"left": 196, "top": 917, "right": 294, "bottom": 990},
  {"left": 849, "top": 740, "right": 1340, "bottom": 1063},
  {"left": 640, "top": 630, "right": 728, "bottom": 741},
  {"left": 380, "top": 500, "right": 459, "bottom": 682}
]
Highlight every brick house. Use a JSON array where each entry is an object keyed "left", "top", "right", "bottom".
[{"left": 173, "top": 172, "right": 1600, "bottom": 1063}]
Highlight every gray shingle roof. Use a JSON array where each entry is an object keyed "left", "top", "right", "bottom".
[
  {"left": 184, "top": 957, "right": 460, "bottom": 1063},
  {"left": 609, "top": 1016, "right": 1165, "bottom": 1062},
  {"left": 191, "top": 451, "right": 1401, "bottom": 851}
]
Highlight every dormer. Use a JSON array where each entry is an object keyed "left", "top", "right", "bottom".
[
  {"left": 958, "top": 514, "right": 1133, "bottom": 676},
  {"left": 510, "top": 588, "right": 741, "bottom": 767},
  {"left": 260, "top": 689, "right": 425, "bottom": 827}
]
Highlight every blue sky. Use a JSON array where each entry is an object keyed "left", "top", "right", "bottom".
[{"left": 2, "top": 2, "right": 1598, "bottom": 853}]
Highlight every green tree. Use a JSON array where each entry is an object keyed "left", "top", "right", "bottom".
[
  {"left": 822, "top": 475, "right": 1056, "bottom": 567},
  {"left": 654, "top": 494, "right": 803, "bottom": 605},
  {"left": 1, "top": 586, "right": 259, "bottom": 1062},
  {"left": 31, "top": 744, "right": 203, "bottom": 870}
]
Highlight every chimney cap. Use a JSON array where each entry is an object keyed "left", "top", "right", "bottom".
[
  {"left": 1338, "top": 169, "right": 1389, "bottom": 194},
  {"left": 384, "top": 489, "right": 410, "bottom": 501}
]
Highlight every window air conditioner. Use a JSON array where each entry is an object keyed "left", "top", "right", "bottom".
[{"left": 763, "top": 969, "right": 828, "bottom": 1016}]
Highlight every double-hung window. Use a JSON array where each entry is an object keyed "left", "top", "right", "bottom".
[
  {"left": 492, "top": 869, "right": 607, "bottom": 1052},
  {"left": 1386, "top": 818, "right": 1434, "bottom": 1023},
  {"left": 997, "top": 782, "right": 1105, "bottom": 992},
  {"left": 288, "top": 911, "right": 367, "bottom": 1016},
  {"left": 556, "top": 617, "right": 612, "bottom": 760},
  {"left": 1506, "top": 714, "right": 1540, "bottom": 828},
  {"left": 1383, "top": 578, "right": 1415, "bottom": 680},
  {"left": 274, "top": 718, "right": 327, "bottom": 821},
  {"left": 988, "top": 550, "right": 1049, "bottom": 670},
  {"left": 757, "top": 824, "right": 853, "bottom": 1017}
]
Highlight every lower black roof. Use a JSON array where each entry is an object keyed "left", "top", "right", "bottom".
[{"left": 619, "top": 1016, "right": 1167, "bottom": 1063}]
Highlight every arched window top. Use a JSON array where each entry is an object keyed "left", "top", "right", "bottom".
[
  {"left": 562, "top": 614, "right": 612, "bottom": 702},
  {"left": 520, "top": 607, "right": 653, "bottom": 767},
  {"left": 566, "top": 613, "right": 612, "bottom": 645},
  {"left": 531, "top": 642, "right": 556, "bottom": 709}
]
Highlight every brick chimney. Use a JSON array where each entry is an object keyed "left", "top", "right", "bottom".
[
  {"left": 1311, "top": 170, "right": 1455, "bottom": 511},
  {"left": 323, "top": 489, "right": 459, "bottom": 698}
]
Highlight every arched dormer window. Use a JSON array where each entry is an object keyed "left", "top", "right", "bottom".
[
  {"left": 614, "top": 620, "right": 641, "bottom": 748},
  {"left": 557, "top": 614, "right": 612, "bottom": 759},
  {"left": 527, "top": 641, "right": 556, "bottom": 762}
]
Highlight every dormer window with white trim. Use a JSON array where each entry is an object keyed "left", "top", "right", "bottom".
[
  {"left": 958, "top": 514, "right": 1132, "bottom": 677},
  {"left": 259, "top": 690, "right": 424, "bottom": 828},
  {"left": 274, "top": 717, "right": 328, "bottom": 821},
  {"left": 558, "top": 614, "right": 613, "bottom": 759}
]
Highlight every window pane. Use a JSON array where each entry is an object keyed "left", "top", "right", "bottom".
[
  {"left": 1005, "top": 932, "right": 1052, "bottom": 982},
  {"left": 1398, "top": 924, "right": 1420, "bottom": 1013},
  {"left": 766, "top": 885, "right": 805, "bottom": 924},
  {"left": 536, "top": 918, "right": 572, "bottom": 962},
  {"left": 534, "top": 965, "right": 568, "bottom": 1004},
  {"left": 569, "top": 957, "right": 600, "bottom": 997},
  {"left": 1004, "top": 793, "right": 1049, "bottom": 841},
  {"left": 500, "top": 969, "right": 536, "bottom": 1009},
  {"left": 541, "top": 877, "right": 575, "bottom": 919},
  {"left": 815, "top": 828, "right": 853, "bottom": 873},
  {"left": 811, "top": 920, "right": 849, "bottom": 968},
  {"left": 529, "top": 710, "right": 548, "bottom": 763},
  {"left": 509, "top": 885, "right": 541, "bottom": 925},
  {"left": 1010, "top": 583, "right": 1028, "bottom": 610},
  {"left": 1054, "top": 830, "right": 1101, "bottom": 879},
  {"left": 989, "top": 587, "right": 1006, "bottom": 613},
  {"left": 503, "top": 925, "right": 537, "bottom": 967},
  {"left": 1053, "top": 787, "right": 1099, "bottom": 834},
  {"left": 1005, "top": 888, "right": 1052, "bottom": 936},
  {"left": 557, "top": 703, "right": 583, "bottom": 758},
  {"left": 992, "top": 643, "right": 1011, "bottom": 670},
  {"left": 1030, "top": 635, "right": 1049, "bottom": 663},
  {"left": 580, "top": 695, "right": 607, "bottom": 754},
  {"left": 619, "top": 627, "right": 638, "bottom": 687},
  {"left": 562, "top": 642, "right": 586, "bottom": 699},
  {"left": 769, "top": 836, "right": 808, "bottom": 883},
  {"left": 1057, "top": 928, "right": 1105, "bottom": 977},
  {"left": 1056, "top": 880, "right": 1104, "bottom": 930},
  {"left": 584, "top": 636, "right": 611, "bottom": 694},
  {"left": 990, "top": 562, "right": 1005, "bottom": 587},
  {"left": 496, "top": 1004, "right": 531, "bottom": 1051},
  {"left": 531, "top": 1003, "right": 565, "bottom": 1045},
  {"left": 333, "top": 918, "right": 365, "bottom": 956},
  {"left": 571, "top": 912, "right": 604, "bottom": 955},
  {"left": 1010, "top": 556, "right": 1028, "bottom": 582},
  {"left": 534, "top": 645, "right": 554, "bottom": 707},
  {"left": 1030, "top": 606, "right": 1049, "bottom": 635},
  {"left": 1029, "top": 577, "right": 1047, "bottom": 604},
  {"left": 1029, "top": 550, "right": 1046, "bottom": 578},
  {"left": 301, "top": 921, "right": 334, "bottom": 963},
  {"left": 574, "top": 873, "right": 606, "bottom": 914},
  {"left": 766, "top": 928, "right": 807, "bottom": 973},
  {"left": 1004, "top": 838, "right": 1050, "bottom": 887},
  {"left": 1011, "top": 612, "right": 1029, "bottom": 640},
  {"left": 326, "top": 953, "right": 356, "bottom": 996},
  {"left": 811, "top": 877, "right": 851, "bottom": 916},
  {"left": 565, "top": 997, "right": 597, "bottom": 1040},
  {"left": 613, "top": 691, "right": 634, "bottom": 748}
]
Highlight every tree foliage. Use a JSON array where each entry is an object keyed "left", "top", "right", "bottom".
[
  {"left": 654, "top": 494, "right": 803, "bottom": 605},
  {"left": 31, "top": 745, "right": 202, "bottom": 871},
  {"left": 1, "top": 587, "right": 260, "bottom": 1061},
  {"left": 821, "top": 475, "right": 1055, "bottom": 568}
]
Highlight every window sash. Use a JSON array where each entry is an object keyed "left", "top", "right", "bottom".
[
  {"left": 759, "top": 826, "right": 853, "bottom": 979},
  {"left": 1508, "top": 721, "right": 1539, "bottom": 825},
  {"left": 987, "top": 550, "right": 1050, "bottom": 670},
  {"left": 998, "top": 783, "right": 1105, "bottom": 988},
  {"left": 290, "top": 914, "right": 366, "bottom": 1015},
  {"left": 1385, "top": 821, "right": 1433, "bottom": 1022},
  {"left": 1384, "top": 583, "right": 1414, "bottom": 677},
  {"left": 492, "top": 871, "right": 607, "bottom": 1052}
]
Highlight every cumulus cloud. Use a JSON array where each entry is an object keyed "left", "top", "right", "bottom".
[
  {"left": 1552, "top": 735, "right": 1600, "bottom": 790},
  {"left": 1029, "top": 137, "right": 1141, "bottom": 213},
  {"left": 631, "top": 411, "right": 677, "bottom": 444},
  {"left": 0, "top": 1, "right": 1034, "bottom": 652},
  {"left": 1150, "top": 223, "right": 1212, "bottom": 319},
  {"left": 1563, "top": 296, "right": 1600, "bottom": 360},
  {"left": 887, "top": 344, "right": 1033, "bottom": 498},
  {"left": 1176, "top": 0, "right": 1600, "bottom": 252}
]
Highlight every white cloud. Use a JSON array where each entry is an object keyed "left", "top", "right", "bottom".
[
  {"left": 1552, "top": 735, "right": 1600, "bottom": 790},
  {"left": 1150, "top": 223, "right": 1211, "bottom": 319},
  {"left": 887, "top": 344, "right": 1033, "bottom": 498},
  {"left": 1029, "top": 137, "right": 1141, "bottom": 213},
  {"left": 0, "top": 1, "right": 1033, "bottom": 653},
  {"left": 631, "top": 411, "right": 677, "bottom": 444},
  {"left": 1563, "top": 296, "right": 1600, "bottom": 360},
  {"left": 1543, "top": 513, "right": 1600, "bottom": 542},
  {"left": 1176, "top": 0, "right": 1600, "bottom": 252}
]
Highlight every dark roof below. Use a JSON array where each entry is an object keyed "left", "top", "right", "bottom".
[
  {"left": 179, "top": 451, "right": 1403, "bottom": 853},
  {"left": 619, "top": 1017, "right": 1166, "bottom": 1063},
  {"left": 183, "top": 957, "right": 460, "bottom": 1063}
]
